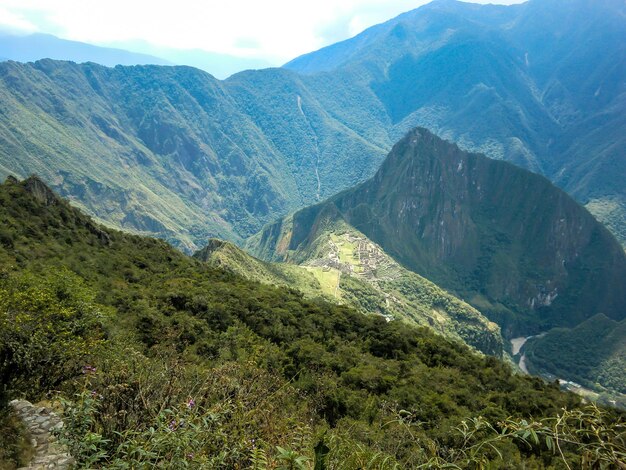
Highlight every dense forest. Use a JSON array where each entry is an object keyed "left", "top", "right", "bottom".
[{"left": 0, "top": 177, "right": 624, "bottom": 468}]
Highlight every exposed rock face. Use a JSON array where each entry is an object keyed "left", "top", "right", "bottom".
[
  {"left": 22, "top": 176, "right": 59, "bottom": 207},
  {"left": 250, "top": 128, "right": 626, "bottom": 334},
  {"left": 9, "top": 400, "right": 74, "bottom": 470}
]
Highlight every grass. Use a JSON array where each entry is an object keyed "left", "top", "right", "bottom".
[{"left": 304, "top": 266, "right": 341, "bottom": 298}]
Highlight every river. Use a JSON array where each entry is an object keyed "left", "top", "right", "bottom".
[{"left": 510, "top": 335, "right": 545, "bottom": 374}]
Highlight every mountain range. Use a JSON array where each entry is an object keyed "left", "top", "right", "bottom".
[
  {"left": 0, "top": 0, "right": 625, "bottom": 464},
  {"left": 0, "top": 0, "right": 624, "bottom": 250},
  {"left": 0, "top": 0, "right": 624, "bottom": 397}
]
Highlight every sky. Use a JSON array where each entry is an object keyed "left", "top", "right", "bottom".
[{"left": 0, "top": 0, "right": 526, "bottom": 64}]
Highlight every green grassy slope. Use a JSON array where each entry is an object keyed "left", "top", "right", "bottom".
[
  {"left": 248, "top": 128, "right": 626, "bottom": 338},
  {"left": 2, "top": 176, "right": 608, "bottom": 468}
]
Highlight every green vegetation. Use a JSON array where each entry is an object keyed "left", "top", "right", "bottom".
[
  {"left": 0, "top": 60, "right": 387, "bottom": 251},
  {"left": 3, "top": 177, "right": 625, "bottom": 468},
  {"left": 249, "top": 129, "right": 626, "bottom": 340},
  {"left": 525, "top": 314, "right": 626, "bottom": 395},
  {"left": 201, "top": 231, "right": 503, "bottom": 356}
]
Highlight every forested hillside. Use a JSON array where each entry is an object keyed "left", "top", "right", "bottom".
[{"left": 3, "top": 176, "right": 624, "bottom": 468}]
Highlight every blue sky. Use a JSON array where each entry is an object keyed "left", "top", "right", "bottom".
[{"left": 0, "top": 0, "right": 525, "bottom": 64}]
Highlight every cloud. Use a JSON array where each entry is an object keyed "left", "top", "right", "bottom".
[
  {"left": 0, "top": 6, "right": 37, "bottom": 34},
  {"left": 0, "top": 0, "right": 526, "bottom": 62}
]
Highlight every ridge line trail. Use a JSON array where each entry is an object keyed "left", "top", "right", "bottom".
[{"left": 297, "top": 94, "right": 321, "bottom": 200}]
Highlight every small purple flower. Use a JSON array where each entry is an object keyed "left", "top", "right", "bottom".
[
  {"left": 186, "top": 398, "right": 196, "bottom": 409},
  {"left": 168, "top": 420, "right": 177, "bottom": 431},
  {"left": 187, "top": 453, "right": 195, "bottom": 459},
  {"left": 82, "top": 365, "right": 97, "bottom": 374}
]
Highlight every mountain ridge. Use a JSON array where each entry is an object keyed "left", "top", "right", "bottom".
[{"left": 248, "top": 128, "right": 626, "bottom": 336}]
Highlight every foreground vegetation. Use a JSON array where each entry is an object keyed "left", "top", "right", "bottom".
[{"left": 0, "top": 177, "right": 624, "bottom": 468}]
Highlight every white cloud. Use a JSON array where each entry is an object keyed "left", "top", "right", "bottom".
[
  {"left": 0, "top": 0, "right": 526, "bottom": 62},
  {"left": 0, "top": 6, "right": 37, "bottom": 34}
]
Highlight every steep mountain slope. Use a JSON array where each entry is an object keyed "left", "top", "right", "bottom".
[
  {"left": 286, "top": 0, "right": 626, "bottom": 245},
  {"left": 0, "top": 32, "right": 171, "bottom": 67},
  {"left": 195, "top": 237, "right": 503, "bottom": 355},
  {"left": 0, "top": 175, "right": 596, "bottom": 468},
  {"left": 248, "top": 128, "right": 626, "bottom": 336},
  {"left": 0, "top": 60, "right": 386, "bottom": 250}
]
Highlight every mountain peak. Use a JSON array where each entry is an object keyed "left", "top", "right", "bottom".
[{"left": 251, "top": 128, "right": 626, "bottom": 334}]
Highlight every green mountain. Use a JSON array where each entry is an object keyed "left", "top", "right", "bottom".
[
  {"left": 286, "top": 0, "right": 626, "bottom": 245},
  {"left": 0, "top": 60, "right": 387, "bottom": 251},
  {"left": 3, "top": 176, "right": 612, "bottom": 468},
  {"left": 195, "top": 237, "right": 503, "bottom": 356},
  {"left": 248, "top": 128, "right": 626, "bottom": 337},
  {"left": 524, "top": 314, "right": 626, "bottom": 395}
]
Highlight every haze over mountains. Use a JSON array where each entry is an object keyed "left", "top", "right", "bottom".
[
  {"left": 0, "top": 0, "right": 623, "bottom": 250},
  {"left": 0, "top": 32, "right": 272, "bottom": 79},
  {"left": 0, "top": 32, "right": 172, "bottom": 68}
]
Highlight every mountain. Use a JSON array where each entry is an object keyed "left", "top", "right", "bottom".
[
  {"left": 0, "top": 0, "right": 623, "bottom": 250},
  {"left": 285, "top": 0, "right": 626, "bottom": 245},
  {"left": 248, "top": 128, "right": 626, "bottom": 336},
  {"left": 0, "top": 0, "right": 623, "bottom": 253},
  {"left": 0, "top": 60, "right": 387, "bottom": 251},
  {"left": 524, "top": 314, "right": 626, "bottom": 395},
  {"left": 195, "top": 237, "right": 503, "bottom": 355},
  {"left": 0, "top": 32, "right": 171, "bottom": 67},
  {"left": 1, "top": 175, "right": 598, "bottom": 468}
]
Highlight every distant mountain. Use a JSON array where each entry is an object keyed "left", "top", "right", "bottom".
[
  {"left": 285, "top": 0, "right": 626, "bottom": 245},
  {"left": 248, "top": 128, "right": 626, "bottom": 336},
  {"left": 0, "top": 0, "right": 623, "bottom": 250},
  {"left": 195, "top": 237, "right": 503, "bottom": 355},
  {"left": 0, "top": 32, "right": 171, "bottom": 67},
  {"left": 106, "top": 41, "right": 274, "bottom": 79}
]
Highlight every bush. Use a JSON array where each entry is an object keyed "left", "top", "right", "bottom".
[{"left": 0, "top": 269, "right": 107, "bottom": 404}]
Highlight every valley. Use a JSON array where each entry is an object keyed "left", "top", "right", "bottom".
[{"left": 0, "top": 0, "right": 625, "bottom": 467}]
